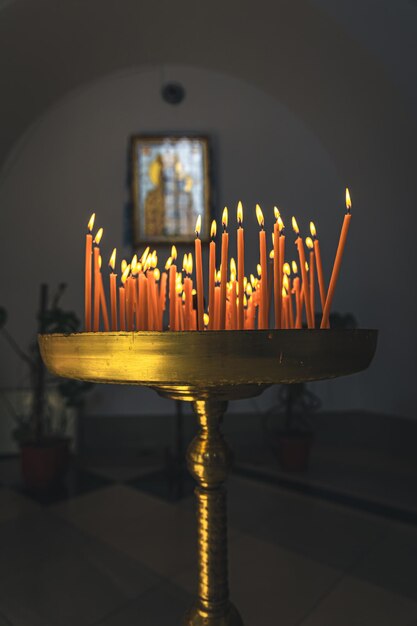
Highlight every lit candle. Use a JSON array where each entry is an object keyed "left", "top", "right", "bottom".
[
  {"left": 85, "top": 213, "right": 95, "bottom": 331},
  {"left": 208, "top": 220, "right": 217, "bottom": 330},
  {"left": 204, "top": 313, "right": 209, "bottom": 329},
  {"left": 237, "top": 201, "right": 245, "bottom": 330},
  {"left": 219, "top": 208, "right": 229, "bottom": 330},
  {"left": 109, "top": 248, "right": 117, "bottom": 331},
  {"left": 214, "top": 270, "right": 221, "bottom": 330},
  {"left": 310, "top": 222, "right": 326, "bottom": 315},
  {"left": 184, "top": 253, "right": 193, "bottom": 330},
  {"left": 292, "top": 261, "right": 302, "bottom": 328},
  {"left": 98, "top": 255, "right": 110, "bottom": 331},
  {"left": 159, "top": 265, "right": 168, "bottom": 327},
  {"left": 278, "top": 216, "right": 285, "bottom": 328},
  {"left": 93, "top": 227, "right": 103, "bottom": 332},
  {"left": 273, "top": 207, "right": 281, "bottom": 329},
  {"left": 283, "top": 274, "right": 294, "bottom": 328},
  {"left": 321, "top": 188, "right": 352, "bottom": 328},
  {"left": 138, "top": 271, "right": 148, "bottom": 330},
  {"left": 119, "top": 265, "right": 129, "bottom": 331},
  {"left": 194, "top": 215, "right": 204, "bottom": 331},
  {"left": 256, "top": 204, "right": 268, "bottom": 329},
  {"left": 169, "top": 245, "right": 177, "bottom": 331},
  {"left": 230, "top": 258, "right": 238, "bottom": 330},
  {"left": 306, "top": 237, "right": 315, "bottom": 327},
  {"left": 292, "top": 217, "right": 313, "bottom": 329}
]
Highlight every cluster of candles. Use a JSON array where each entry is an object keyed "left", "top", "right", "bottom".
[{"left": 84, "top": 189, "right": 352, "bottom": 332}]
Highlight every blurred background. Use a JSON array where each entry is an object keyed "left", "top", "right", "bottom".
[{"left": 0, "top": 1, "right": 416, "bottom": 625}]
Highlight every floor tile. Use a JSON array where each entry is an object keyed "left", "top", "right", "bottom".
[
  {"left": 352, "top": 523, "right": 417, "bottom": 602},
  {"left": 0, "top": 514, "right": 161, "bottom": 626},
  {"left": 96, "top": 581, "right": 192, "bottom": 626},
  {"left": 53, "top": 484, "right": 198, "bottom": 578},
  {"left": 0, "top": 487, "right": 40, "bottom": 522},
  {"left": 300, "top": 576, "right": 417, "bottom": 626}
]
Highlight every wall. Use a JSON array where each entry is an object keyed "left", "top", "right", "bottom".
[{"left": 0, "top": 63, "right": 414, "bottom": 452}]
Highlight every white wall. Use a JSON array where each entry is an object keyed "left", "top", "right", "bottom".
[{"left": 0, "top": 64, "right": 413, "bottom": 433}]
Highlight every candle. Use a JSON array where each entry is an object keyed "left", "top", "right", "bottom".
[
  {"left": 138, "top": 271, "right": 148, "bottom": 330},
  {"left": 273, "top": 207, "right": 281, "bottom": 330},
  {"left": 282, "top": 286, "right": 289, "bottom": 329},
  {"left": 230, "top": 258, "right": 238, "bottom": 330},
  {"left": 278, "top": 216, "right": 285, "bottom": 328},
  {"left": 194, "top": 215, "right": 204, "bottom": 331},
  {"left": 256, "top": 204, "right": 268, "bottom": 329},
  {"left": 109, "top": 248, "right": 117, "bottom": 331},
  {"left": 219, "top": 208, "right": 229, "bottom": 330},
  {"left": 214, "top": 271, "right": 221, "bottom": 330},
  {"left": 208, "top": 220, "right": 217, "bottom": 330},
  {"left": 237, "top": 201, "right": 245, "bottom": 330},
  {"left": 310, "top": 222, "right": 326, "bottom": 316},
  {"left": 119, "top": 265, "right": 129, "bottom": 331},
  {"left": 204, "top": 313, "right": 209, "bottom": 329},
  {"left": 184, "top": 253, "right": 193, "bottom": 330},
  {"left": 93, "top": 227, "right": 103, "bottom": 332},
  {"left": 292, "top": 217, "right": 314, "bottom": 329},
  {"left": 283, "top": 274, "right": 294, "bottom": 328},
  {"left": 291, "top": 261, "right": 302, "bottom": 328},
  {"left": 84, "top": 213, "right": 95, "bottom": 331},
  {"left": 159, "top": 269, "right": 168, "bottom": 328},
  {"left": 321, "top": 188, "right": 352, "bottom": 328},
  {"left": 306, "top": 237, "right": 315, "bottom": 327},
  {"left": 169, "top": 245, "right": 177, "bottom": 331},
  {"left": 98, "top": 255, "right": 110, "bottom": 331}
]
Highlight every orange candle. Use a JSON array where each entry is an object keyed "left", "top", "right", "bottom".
[
  {"left": 219, "top": 208, "right": 229, "bottom": 330},
  {"left": 256, "top": 205, "right": 268, "bottom": 329},
  {"left": 184, "top": 253, "right": 193, "bottom": 331},
  {"left": 321, "top": 188, "right": 352, "bottom": 328},
  {"left": 84, "top": 213, "right": 95, "bottom": 331},
  {"left": 109, "top": 248, "right": 117, "bottom": 331},
  {"left": 230, "top": 258, "right": 237, "bottom": 330},
  {"left": 208, "top": 220, "right": 217, "bottom": 330},
  {"left": 98, "top": 255, "right": 110, "bottom": 331},
  {"left": 306, "top": 238, "right": 315, "bottom": 327},
  {"left": 292, "top": 262, "right": 302, "bottom": 328},
  {"left": 237, "top": 201, "right": 245, "bottom": 330},
  {"left": 119, "top": 265, "right": 129, "bottom": 331},
  {"left": 194, "top": 215, "right": 205, "bottom": 331},
  {"left": 283, "top": 275, "right": 294, "bottom": 329},
  {"left": 292, "top": 217, "right": 313, "bottom": 329},
  {"left": 282, "top": 287, "right": 289, "bottom": 329},
  {"left": 214, "top": 274, "right": 221, "bottom": 330},
  {"left": 169, "top": 246, "right": 177, "bottom": 331},
  {"left": 278, "top": 217, "right": 285, "bottom": 328},
  {"left": 159, "top": 270, "right": 168, "bottom": 328},
  {"left": 273, "top": 208, "right": 281, "bottom": 329},
  {"left": 310, "top": 222, "right": 326, "bottom": 313},
  {"left": 138, "top": 272, "right": 147, "bottom": 330},
  {"left": 93, "top": 227, "right": 103, "bottom": 331}
]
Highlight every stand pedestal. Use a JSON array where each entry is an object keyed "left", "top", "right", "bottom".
[{"left": 39, "top": 329, "right": 377, "bottom": 625}]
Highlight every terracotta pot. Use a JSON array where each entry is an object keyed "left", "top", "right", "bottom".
[
  {"left": 20, "top": 438, "right": 70, "bottom": 490},
  {"left": 274, "top": 431, "right": 313, "bottom": 472}
]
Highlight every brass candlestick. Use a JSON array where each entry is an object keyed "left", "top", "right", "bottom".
[{"left": 39, "top": 329, "right": 377, "bottom": 626}]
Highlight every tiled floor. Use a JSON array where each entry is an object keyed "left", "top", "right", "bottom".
[{"left": 1, "top": 458, "right": 417, "bottom": 626}]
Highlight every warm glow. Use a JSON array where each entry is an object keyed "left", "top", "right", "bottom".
[
  {"left": 237, "top": 201, "right": 243, "bottom": 225},
  {"left": 165, "top": 256, "right": 173, "bottom": 270},
  {"left": 292, "top": 260, "right": 298, "bottom": 274},
  {"left": 131, "top": 263, "right": 139, "bottom": 276},
  {"left": 278, "top": 216, "right": 284, "bottom": 232},
  {"left": 210, "top": 220, "right": 217, "bottom": 239},
  {"left": 269, "top": 249, "right": 274, "bottom": 259},
  {"left": 346, "top": 187, "right": 352, "bottom": 212},
  {"left": 94, "top": 227, "right": 103, "bottom": 245},
  {"left": 257, "top": 263, "right": 262, "bottom": 277},
  {"left": 192, "top": 288, "right": 197, "bottom": 296},
  {"left": 131, "top": 254, "right": 138, "bottom": 268},
  {"left": 182, "top": 291, "right": 186, "bottom": 302},
  {"left": 230, "top": 258, "right": 237, "bottom": 275},
  {"left": 283, "top": 262, "right": 291, "bottom": 275},
  {"left": 151, "top": 251, "right": 157, "bottom": 269},
  {"left": 222, "top": 207, "right": 228, "bottom": 229},
  {"left": 246, "top": 283, "right": 253, "bottom": 297},
  {"left": 306, "top": 237, "right": 314, "bottom": 250},
  {"left": 283, "top": 274, "right": 289, "bottom": 290},
  {"left": 88, "top": 213, "right": 95, "bottom": 232},
  {"left": 121, "top": 266, "right": 130, "bottom": 285},
  {"left": 204, "top": 313, "right": 209, "bottom": 327},
  {"left": 274, "top": 206, "right": 280, "bottom": 221},
  {"left": 195, "top": 214, "right": 202, "bottom": 236},
  {"left": 121, "top": 259, "right": 127, "bottom": 273},
  {"left": 305, "top": 261, "right": 309, "bottom": 271},
  {"left": 310, "top": 221, "right": 317, "bottom": 238},
  {"left": 171, "top": 245, "right": 177, "bottom": 261},
  {"left": 291, "top": 217, "right": 299, "bottom": 235},
  {"left": 256, "top": 204, "right": 264, "bottom": 228},
  {"left": 230, "top": 271, "right": 236, "bottom": 283},
  {"left": 154, "top": 268, "right": 160, "bottom": 281},
  {"left": 216, "top": 270, "right": 221, "bottom": 283},
  {"left": 188, "top": 253, "right": 193, "bottom": 275},
  {"left": 250, "top": 273, "right": 256, "bottom": 288},
  {"left": 243, "top": 294, "right": 248, "bottom": 307},
  {"left": 140, "top": 246, "right": 150, "bottom": 264},
  {"left": 98, "top": 255, "right": 102, "bottom": 270},
  {"left": 282, "top": 287, "right": 287, "bottom": 297},
  {"left": 109, "top": 248, "right": 117, "bottom": 271}
]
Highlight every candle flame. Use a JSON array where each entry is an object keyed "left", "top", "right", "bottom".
[
  {"left": 153, "top": 268, "right": 159, "bottom": 281},
  {"left": 250, "top": 273, "right": 256, "bottom": 287},
  {"left": 305, "top": 261, "right": 309, "bottom": 271},
  {"left": 269, "top": 249, "right": 274, "bottom": 259},
  {"left": 188, "top": 252, "right": 193, "bottom": 275},
  {"left": 182, "top": 253, "right": 188, "bottom": 272},
  {"left": 216, "top": 270, "right": 221, "bottom": 283},
  {"left": 192, "top": 288, "right": 197, "bottom": 296},
  {"left": 204, "top": 313, "right": 209, "bottom": 327},
  {"left": 131, "top": 254, "right": 138, "bottom": 268},
  {"left": 283, "top": 262, "right": 291, "bottom": 275},
  {"left": 140, "top": 246, "right": 150, "bottom": 264},
  {"left": 88, "top": 213, "right": 95, "bottom": 232},
  {"left": 292, "top": 260, "right": 298, "bottom": 274},
  {"left": 282, "top": 287, "right": 287, "bottom": 297},
  {"left": 131, "top": 263, "right": 139, "bottom": 276},
  {"left": 222, "top": 207, "right": 228, "bottom": 229},
  {"left": 210, "top": 220, "right": 217, "bottom": 239},
  {"left": 306, "top": 237, "right": 314, "bottom": 250},
  {"left": 98, "top": 255, "right": 102, "bottom": 270},
  {"left": 165, "top": 256, "right": 173, "bottom": 270},
  {"left": 182, "top": 291, "right": 186, "bottom": 302},
  {"left": 243, "top": 294, "right": 248, "bottom": 307},
  {"left": 94, "top": 227, "right": 103, "bottom": 245},
  {"left": 151, "top": 251, "right": 157, "bottom": 269},
  {"left": 256, "top": 204, "right": 264, "bottom": 228},
  {"left": 121, "top": 259, "right": 127, "bottom": 273},
  {"left": 278, "top": 216, "right": 284, "bottom": 232},
  {"left": 291, "top": 217, "right": 299, "bottom": 235},
  {"left": 246, "top": 283, "right": 253, "bottom": 296},
  {"left": 109, "top": 248, "right": 117, "bottom": 270},
  {"left": 346, "top": 187, "right": 352, "bottom": 212},
  {"left": 310, "top": 221, "right": 317, "bottom": 238},
  {"left": 121, "top": 266, "right": 130, "bottom": 285},
  {"left": 171, "top": 245, "right": 177, "bottom": 261},
  {"left": 257, "top": 263, "right": 262, "bottom": 277},
  {"left": 274, "top": 206, "right": 280, "bottom": 221},
  {"left": 283, "top": 274, "right": 289, "bottom": 290},
  {"left": 230, "top": 257, "right": 237, "bottom": 275},
  {"left": 237, "top": 201, "right": 243, "bottom": 225},
  {"left": 195, "top": 214, "right": 202, "bottom": 236}
]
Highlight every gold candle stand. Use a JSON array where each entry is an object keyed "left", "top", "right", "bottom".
[{"left": 39, "top": 329, "right": 377, "bottom": 626}]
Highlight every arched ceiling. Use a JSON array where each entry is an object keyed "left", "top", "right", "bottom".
[{"left": 0, "top": 0, "right": 416, "bottom": 178}]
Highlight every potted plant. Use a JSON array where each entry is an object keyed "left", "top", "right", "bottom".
[
  {"left": 265, "top": 312, "right": 357, "bottom": 472},
  {"left": 0, "top": 283, "right": 93, "bottom": 490}
]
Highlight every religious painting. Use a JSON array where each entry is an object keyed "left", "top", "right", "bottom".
[{"left": 131, "top": 135, "right": 211, "bottom": 245}]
